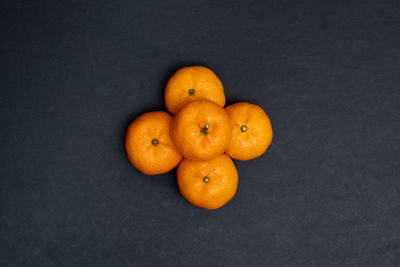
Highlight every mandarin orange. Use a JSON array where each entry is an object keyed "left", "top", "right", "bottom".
[
  {"left": 177, "top": 154, "right": 238, "bottom": 210},
  {"left": 225, "top": 102, "right": 273, "bottom": 161},
  {"left": 171, "top": 100, "right": 231, "bottom": 161},
  {"left": 125, "top": 111, "right": 182, "bottom": 175},
  {"left": 165, "top": 66, "right": 225, "bottom": 115}
]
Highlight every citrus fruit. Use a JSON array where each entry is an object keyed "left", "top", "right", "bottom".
[
  {"left": 225, "top": 102, "right": 273, "bottom": 161},
  {"left": 164, "top": 66, "right": 226, "bottom": 115},
  {"left": 171, "top": 100, "right": 232, "bottom": 161},
  {"left": 177, "top": 154, "right": 238, "bottom": 210},
  {"left": 125, "top": 111, "right": 182, "bottom": 175}
]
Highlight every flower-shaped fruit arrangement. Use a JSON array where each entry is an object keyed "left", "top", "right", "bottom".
[{"left": 125, "top": 66, "right": 273, "bottom": 209}]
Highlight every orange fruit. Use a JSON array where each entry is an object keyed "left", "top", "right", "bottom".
[
  {"left": 177, "top": 154, "right": 238, "bottom": 210},
  {"left": 225, "top": 102, "right": 273, "bottom": 161},
  {"left": 125, "top": 111, "right": 182, "bottom": 175},
  {"left": 164, "top": 66, "right": 226, "bottom": 115},
  {"left": 171, "top": 100, "right": 232, "bottom": 161}
]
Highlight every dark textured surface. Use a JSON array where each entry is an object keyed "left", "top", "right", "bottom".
[{"left": 1, "top": 0, "right": 400, "bottom": 266}]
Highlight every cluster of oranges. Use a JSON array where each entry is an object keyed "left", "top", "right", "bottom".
[{"left": 125, "top": 66, "right": 273, "bottom": 210}]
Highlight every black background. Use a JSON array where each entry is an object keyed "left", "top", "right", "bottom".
[{"left": 1, "top": 0, "right": 400, "bottom": 266}]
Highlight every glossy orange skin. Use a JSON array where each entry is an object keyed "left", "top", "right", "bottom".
[
  {"left": 171, "top": 100, "right": 232, "bottom": 161},
  {"left": 177, "top": 154, "right": 238, "bottom": 210},
  {"left": 125, "top": 111, "right": 182, "bottom": 175},
  {"left": 225, "top": 102, "right": 273, "bottom": 161},
  {"left": 164, "top": 66, "right": 226, "bottom": 115}
]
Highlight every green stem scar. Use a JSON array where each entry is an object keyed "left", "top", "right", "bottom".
[
  {"left": 152, "top": 139, "right": 158, "bottom": 146},
  {"left": 188, "top": 89, "right": 195, "bottom": 95},
  {"left": 203, "top": 176, "right": 210, "bottom": 183},
  {"left": 200, "top": 123, "right": 209, "bottom": 135},
  {"left": 240, "top": 125, "right": 247, "bottom": 132}
]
